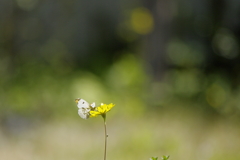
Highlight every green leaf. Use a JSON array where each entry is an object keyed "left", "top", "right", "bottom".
[
  {"left": 162, "top": 155, "right": 170, "bottom": 160},
  {"left": 150, "top": 157, "right": 158, "bottom": 160}
]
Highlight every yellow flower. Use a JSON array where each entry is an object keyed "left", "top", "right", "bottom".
[{"left": 90, "top": 103, "right": 115, "bottom": 117}]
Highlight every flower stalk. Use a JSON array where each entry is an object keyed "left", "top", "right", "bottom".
[{"left": 102, "top": 113, "right": 107, "bottom": 160}]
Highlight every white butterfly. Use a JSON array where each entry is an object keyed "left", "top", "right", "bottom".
[{"left": 75, "top": 98, "right": 96, "bottom": 119}]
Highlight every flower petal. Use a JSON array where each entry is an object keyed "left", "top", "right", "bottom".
[{"left": 89, "top": 103, "right": 115, "bottom": 117}]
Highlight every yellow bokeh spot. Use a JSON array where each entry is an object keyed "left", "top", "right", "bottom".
[{"left": 130, "top": 7, "right": 154, "bottom": 35}]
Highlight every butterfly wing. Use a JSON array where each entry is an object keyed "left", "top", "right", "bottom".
[
  {"left": 77, "top": 99, "right": 90, "bottom": 109},
  {"left": 76, "top": 99, "right": 91, "bottom": 119},
  {"left": 78, "top": 108, "right": 90, "bottom": 119},
  {"left": 90, "top": 102, "right": 96, "bottom": 109}
]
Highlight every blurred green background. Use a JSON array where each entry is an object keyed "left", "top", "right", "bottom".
[{"left": 1, "top": 0, "right": 240, "bottom": 160}]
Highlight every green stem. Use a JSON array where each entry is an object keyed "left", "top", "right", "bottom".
[{"left": 102, "top": 114, "right": 107, "bottom": 160}]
